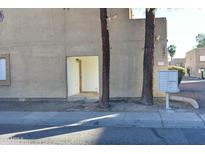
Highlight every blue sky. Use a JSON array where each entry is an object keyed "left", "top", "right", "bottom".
[{"left": 133, "top": 8, "right": 205, "bottom": 58}]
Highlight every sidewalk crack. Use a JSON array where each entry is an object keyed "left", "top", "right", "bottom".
[
  {"left": 151, "top": 128, "right": 168, "bottom": 144},
  {"left": 158, "top": 111, "right": 165, "bottom": 128},
  {"left": 196, "top": 112, "right": 205, "bottom": 127}
]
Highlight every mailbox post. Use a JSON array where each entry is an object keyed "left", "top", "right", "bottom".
[
  {"left": 158, "top": 70, "right": 180, "bottom": 109},
  {"left": 165, "top": 93, "right": 170, "bottom": 109}
]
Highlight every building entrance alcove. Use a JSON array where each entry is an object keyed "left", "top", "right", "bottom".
[{"left": 67, "top": 56, "right": 99, "bottom": 101}]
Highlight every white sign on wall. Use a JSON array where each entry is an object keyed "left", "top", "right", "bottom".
[
  {"left": 158, "top": 70, "right": 179, "bottom": 93},
  {"left": 157, "top": 61, "right": 165, "bottom": 66},
  {"left": 0, "top": 58, "right": 6, "bottom": 80}
]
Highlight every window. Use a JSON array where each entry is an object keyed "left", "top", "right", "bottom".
[
  {"left": 200, "top": 55, "right": 205, "bottom": 61},
  {"left": 0, "top": 58, "right": 6, "bottom": 80},
  {"left": 0, "top": 54, "right": 10, "bottom": 85}
]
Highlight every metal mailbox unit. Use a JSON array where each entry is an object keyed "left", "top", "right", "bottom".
[{"left": 158, "top": 70, "right": 180, "bottom": 109}]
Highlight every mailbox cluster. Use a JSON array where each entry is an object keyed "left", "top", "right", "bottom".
[
  {"left": 158, "top": 70, "right": 180, "bottom": 93},
  {"left": 158, "top": 70, "right": 180, "bottom": 109}
]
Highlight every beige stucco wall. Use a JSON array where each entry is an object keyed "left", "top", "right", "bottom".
[
  {"left": 0, "top": 9, "right": 66, "bottom": 98},
  {"left": 0, "top": 8, "right": 167, "bottom": 99},
  {"left": 107, "top": 9, "right": 167, "bottom": 97}
]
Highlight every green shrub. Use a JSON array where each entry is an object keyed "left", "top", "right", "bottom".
[{"left": 168, "top": 66, "right": 185, "bottom": 84}]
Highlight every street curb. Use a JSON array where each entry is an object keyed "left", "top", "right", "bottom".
[{"left": 0, "top": 111, "right": 205, "bottom": 129}]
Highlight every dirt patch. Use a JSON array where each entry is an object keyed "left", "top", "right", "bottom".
[{"left": 0, "top": 98, "right": 194, "bottom": 112}]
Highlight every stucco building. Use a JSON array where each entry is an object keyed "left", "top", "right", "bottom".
[
  {"left": 185, "top": 48, "right": 205, "bottom": 78},
  {"left": 0, "top": 8, "right": 168, "bottom": 101},
  {"left": 170, "top": 58, "right": 185, "bottom": 68}
]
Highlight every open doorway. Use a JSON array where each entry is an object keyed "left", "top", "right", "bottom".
[{"left": 67, "top": 56, "right": 99, "bottom": 100}]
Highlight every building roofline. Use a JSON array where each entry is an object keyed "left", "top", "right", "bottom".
[
  {"left": 195, "top": 47, "right": 205, "bottom": 50},
  {"left": 172, "top": 58, "right": 185, "bottom": 60},
  {"left": 187, "top": 47, "right": 205, "bottom": 52},
  {"left": 185, "top": 48, "right": 205, "bottom": 56},
  {"left": 132, "top": 17, "right": 167, "bottom": 21},
  {"left": 186, "top": 48, "right": 196, "bottom": 55}
]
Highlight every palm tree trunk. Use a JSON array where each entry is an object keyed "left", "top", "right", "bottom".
[
  {"left": 100, "top": 8, "right": 110, "bottom": 108},
  {"left": 142, "top": 8, "right": 155, "bottom": 105}
]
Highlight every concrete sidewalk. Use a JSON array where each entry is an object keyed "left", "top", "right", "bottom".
[{"left": 1, "top": 110, "right": 205, "bottom": 128}]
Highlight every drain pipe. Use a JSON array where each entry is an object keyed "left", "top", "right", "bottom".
[{"left": 170, "top": 95, "right": 199, "bottom": 109}]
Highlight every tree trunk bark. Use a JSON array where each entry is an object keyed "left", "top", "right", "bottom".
[
  {"left": 142, "top": 8, "right": 155, "bottom": 105},
  {"left": 100, "top": 8, "right": 110, "bottom": 108}
]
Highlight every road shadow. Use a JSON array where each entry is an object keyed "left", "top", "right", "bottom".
[
  {"left": 0, "top": 113, "right": 122, "bottom": 140},
  {"left": 10, "top": 125, "right": 99, "bottom": 140}
]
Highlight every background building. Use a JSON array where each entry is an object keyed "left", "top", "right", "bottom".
[
  {"left": 185, "top": 48, "right": 205, "bottom": 78},
  {"left": 170, "top": 58, "right": 185, "bottom": 67}
]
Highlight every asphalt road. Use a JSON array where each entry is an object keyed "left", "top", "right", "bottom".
[
  {"left": 0, "top": 124, "right": 205, "bottom": 145},
  {"left": 176, "top": 78, "right": 205, "bottom": 110}
]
